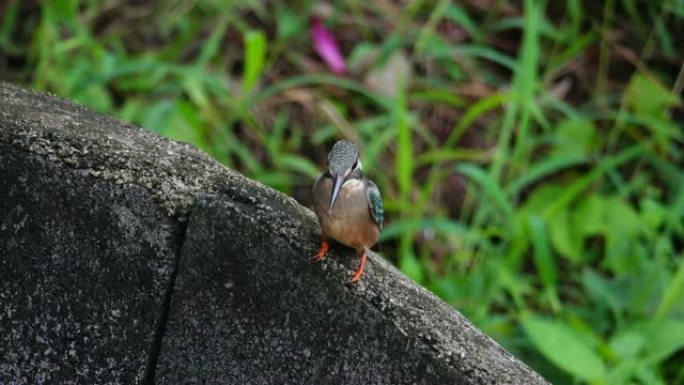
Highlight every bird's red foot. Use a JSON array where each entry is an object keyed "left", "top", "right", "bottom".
[
  {"left": 312, "top": 240, "right": 330, "bottom": 262},
  {"left": 350, "top": 250, "right": 368, "bottom": 284}
]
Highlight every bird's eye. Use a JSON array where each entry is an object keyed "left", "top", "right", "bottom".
[{"left": 351, "top": 160, "right": 358, "bottom": 170}]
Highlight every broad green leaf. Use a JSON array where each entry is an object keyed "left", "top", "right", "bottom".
[
  {"left": 582, "top": 268, "right": 623, "bottom": 314},
  {"left": 428, "top": 275, "right": 463, "bottom": 305},
  {"left": 400, "top": 248, "right": 424, "bottom": 283},
  {"left": 255, "top": 171, "right": 298, "bottom": 192},
  {"left": 574, "top": 194, "right": 607, "bottom": 236},
  {"left": 625, "top": 73, "right": 681, "bottom": 150},
  {"left": 142, "top": 100, "right": 209, "bottom": 153},
  {"left": 633, "top": 366, "right": 665, "bottom": 385},
  {"left": 347, "top": 42, "right": 376, "bottom": 70},
  {"left": 552, "top": 118, "right": 597, "bottom": 157},
  {"left": 605, "top": 359, "right": 648, "bottom": 385},
  {"left": 278, "top": 154, "right": 320, "bottom": 177},
  {"left": 609, "top": 330, "right": 646, "bottom": 359},
  {"left": 548, "top": 207, "right": 583, "bottom": 263},
  {"left": 521, "top": 313, "right": 607, "bottom": 381},
  {"left": 73, "top": 84, "right": 113, "bottom": 113},
  {"left": 613, "top": 265, "right": 670, "bottom": 318},
  {"left": 520, "top": 183, "right": 564, "bottom": 215},
  {"left": 275, "top": 3, "right": 305, "bottom": 40},
  {"left": 142, "top": 99, "right": 175, "bottom": 133},
  {"left": 645, "top": 319, "right": 684, "bottom": 363},
  {"left": 605, "top": 197, "right": 641, "bottom": 234},
  {"left": 626, "top": 73, "right": 680, "bottom": 120},
  {"left": 640, "top": 198, "right": 668, "bottom": 230},
  {"left": 541, "top": 146, "right": 645, "bottom": 220}
]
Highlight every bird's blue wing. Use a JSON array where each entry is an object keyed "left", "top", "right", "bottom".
[{"left": 366, "top": 181, "right": 384, "bottom": 230}]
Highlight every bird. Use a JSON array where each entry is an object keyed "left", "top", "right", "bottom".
[{"left": 311, "top": 140, "right": 384, "bottom": 284}]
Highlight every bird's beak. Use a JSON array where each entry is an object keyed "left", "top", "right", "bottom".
[{"left": 329, "top": 174, "right": 345, "bottom": 214}]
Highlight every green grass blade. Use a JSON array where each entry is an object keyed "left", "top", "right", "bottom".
[
  {"left": 507, "top": 154, "right": 588, "bottom": 196},
  {"left": 444, "top": 92, "right": 510, "bottom": 149},
  {"left": 510, "top": 0, "right": 543, "bottom": 169},
  {"left": 543, "top": 144, "right": 646, "bottom": 218},
  {"left": 253, "top": 74, "right": 392, "bottom": 110},
  {"left": 456, "top": 163, "right": 515, "bottom": 219},
  {"left": 527, "top": 215, "right": 560, "bottom": 311},
  {"left": 380, "top": 217, "right": 471, "bottom": 241},
  {"left": 243, "top": 30, "right": 267, "bottom": 97},
  {"left": 654, "top": 252, "right": 684, "bottom": 320},
  {"left": 197, "top": 17, "right": 229, "bottom": 67},
  {"left": 395, "top": 83, "right": 412, "bottom": 214}
]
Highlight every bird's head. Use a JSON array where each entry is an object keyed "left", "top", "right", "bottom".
[{"left": 326, "top": 140, "right": 362, "bottom": 213}]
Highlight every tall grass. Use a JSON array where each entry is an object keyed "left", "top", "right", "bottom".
[{"left": 2, "top": 1, "right": 683, "bottom": 383}]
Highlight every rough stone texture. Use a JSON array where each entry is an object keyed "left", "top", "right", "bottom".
[
  {"left": 0, "top": 146, "right": 179, "bottom": 384},
  {"left": 0, "top": 82, "right": 548, "bottom": 385},
  {"left": 156, "top": 196, "right": 540, "bottom": 385}
]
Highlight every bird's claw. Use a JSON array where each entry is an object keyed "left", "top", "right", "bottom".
[
  {"left": 349, "top": 251, "right": 368, "bottom": 284},
  {"left": 311, "top": 251, "right": 326, "bottom": 263},
  {"left": 311, "top": 239, "right": 329, "bottom": 263}
]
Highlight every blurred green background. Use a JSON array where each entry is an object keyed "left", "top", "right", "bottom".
[{"left": 1, "top": 0, "right": 683, "bottom": 383}]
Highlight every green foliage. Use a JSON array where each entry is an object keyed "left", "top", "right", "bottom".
[
  {"left": 3, "top": 0, "right": 683, "bottom": 383},
  {"left": 521, "top": 312, "right": 607, "bottom": 382}
]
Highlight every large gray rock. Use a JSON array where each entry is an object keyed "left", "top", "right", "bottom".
[
  {"left": 0, "top": 145, "right": 178, "bottom": 384},
  {"left": 0, "top": 82, "right": 548, "bottom": 385}
]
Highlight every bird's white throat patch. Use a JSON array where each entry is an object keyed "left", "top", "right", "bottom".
[{"left": 342, "top": 178, "right": 364, "bottom": 191}]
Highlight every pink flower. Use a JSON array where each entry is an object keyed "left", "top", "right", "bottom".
[{"left": 310, "top": 16, "right": 347, "bottom": 75}]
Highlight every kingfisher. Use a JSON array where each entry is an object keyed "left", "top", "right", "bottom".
[{"left": 312, "top": 140, "right": 384, "bottom": 284}]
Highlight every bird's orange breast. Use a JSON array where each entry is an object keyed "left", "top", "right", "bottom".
[{"left": 312, "top": 176, "right": 380, "bottom": 250}]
